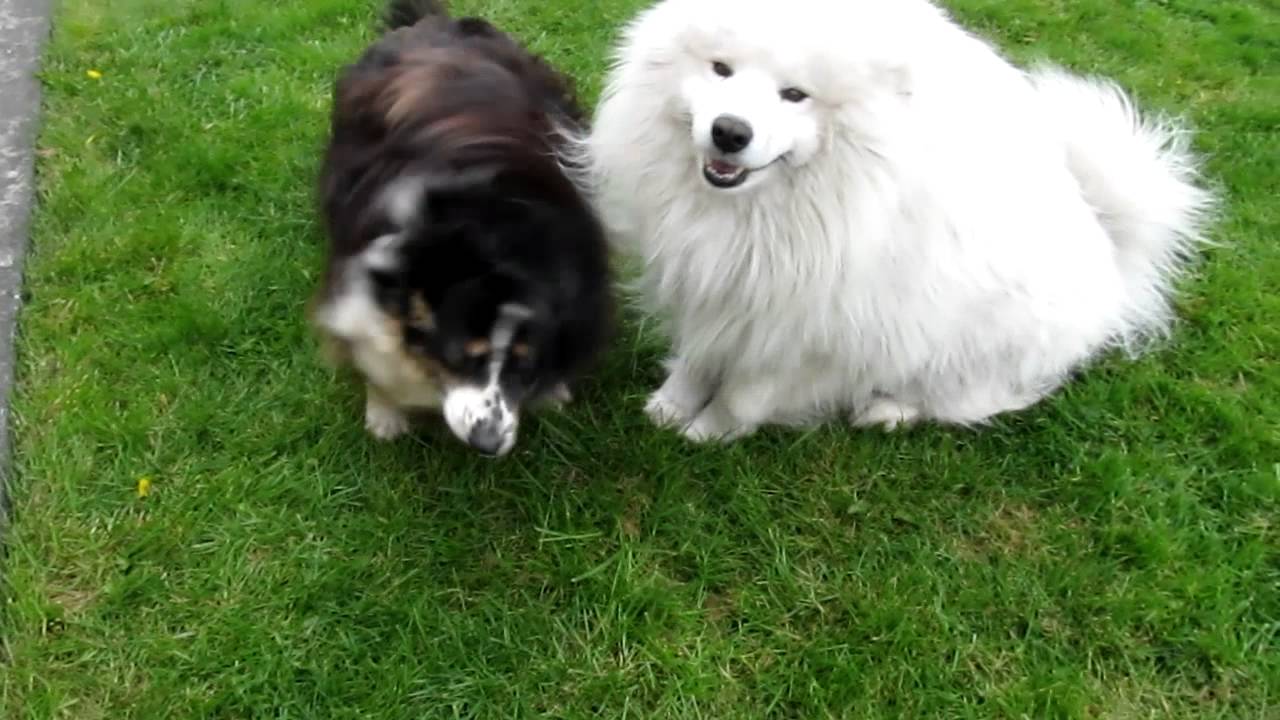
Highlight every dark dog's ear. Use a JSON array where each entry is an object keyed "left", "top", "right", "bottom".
[
  {"left": 335, "top": 58, "right": 441, "bottom": 134},
  {"left": 333, "top": 68, "right": 390, "bottom": 138}
]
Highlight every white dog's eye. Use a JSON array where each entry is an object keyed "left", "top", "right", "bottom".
[
  {"left": 712, "top": 61, "right": 733, "bottom": 78},
  {"left": 780, "top": 87, "right": 809, "bottom": 103}
]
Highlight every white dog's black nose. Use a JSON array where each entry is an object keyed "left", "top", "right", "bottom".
[{"left": 711, "top": 115, "right": 753, "bottom": 153}]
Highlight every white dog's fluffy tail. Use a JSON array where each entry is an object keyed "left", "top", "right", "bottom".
[{"left": 1029, "top": 67, "right": 1214, "bottom": 347}]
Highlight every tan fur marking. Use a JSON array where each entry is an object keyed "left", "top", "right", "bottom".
[
  {"left": 464, "top": 339, "right": 492, "bottom": 357},
  {"left": 409, "top": 293, "right": 436, "bottom": 330}
]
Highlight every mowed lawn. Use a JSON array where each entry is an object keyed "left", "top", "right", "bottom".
[{"left": 2, "top": 0, "right": 1277, "bottom": 716}]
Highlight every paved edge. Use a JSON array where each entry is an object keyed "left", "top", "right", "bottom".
[{"left": 0, "top": 0, "right": 52, "bottom": 539}]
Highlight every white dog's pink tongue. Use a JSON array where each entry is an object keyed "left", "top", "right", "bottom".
[{"left": 708, "top": 159, "right": 739, "bottom": 175}]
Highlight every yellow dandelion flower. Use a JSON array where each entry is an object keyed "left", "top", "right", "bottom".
[
  {"left": 137, "top": 476, "right": 152, "bottom": 498},
  {"left": 86, "top": 69, "right": 103, "bottom": 80}
]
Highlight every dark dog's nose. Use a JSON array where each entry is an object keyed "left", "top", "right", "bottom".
[
  {"left": 711, "top": 115, "right": 753, "bottom": 154},
  {"left": 467, "top": 424, "right": 506, "bottom": 457}
]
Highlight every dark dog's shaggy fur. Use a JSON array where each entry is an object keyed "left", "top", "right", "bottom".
[{"left": 312, "top": 0, "right": 611, "bottom": 456}]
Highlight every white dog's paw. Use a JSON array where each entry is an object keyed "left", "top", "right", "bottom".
[
  {"left": 679, "top": 408, "right": 754, "bottom": 444},
  {"left": 679, "top": 413, "right": 731, "bottom": 443},
  {"left": 645, "top": 360, "right": 714, "bottom": 429},
  {"left": 644, "top": 390, "right": 698, "bottom": 428},
  {"left": 365, "top": 400, "right": 411, "bottom": 441},
  {"left": 852, "top": 399, "right": 921, "bottom": 431}
]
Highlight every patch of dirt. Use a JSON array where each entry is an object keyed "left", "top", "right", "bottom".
[{"left": 954, "top": 502, "right": 1041, "bottom": 559}]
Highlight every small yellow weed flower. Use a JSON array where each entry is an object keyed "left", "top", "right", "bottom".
[
  {"left": 136, "top": 476, "right": 152, "bottom": 498},
  {"left": 86, "top": 69, "right": 103, "bottom": 80}
]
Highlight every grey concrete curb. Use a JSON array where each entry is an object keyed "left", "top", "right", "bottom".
[{"left": 0, "top": 0, "right": 52, "bottom": 532}]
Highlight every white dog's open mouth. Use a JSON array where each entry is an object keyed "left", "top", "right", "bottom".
[{"left": 702, "top": 158, "right": 750, "bottom": 189}]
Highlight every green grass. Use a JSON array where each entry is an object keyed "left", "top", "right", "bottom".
[{"left": 2, "top": 0, "right": 1278, "bottom": 717}]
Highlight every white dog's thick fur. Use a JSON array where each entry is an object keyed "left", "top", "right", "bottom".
[{"left": 579, "top": 0, "right": 1213, "bottom": 443}]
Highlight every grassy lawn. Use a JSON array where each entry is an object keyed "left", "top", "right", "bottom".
[{"left": 2, "top": 0, "right": 1277, "bottom": 716}]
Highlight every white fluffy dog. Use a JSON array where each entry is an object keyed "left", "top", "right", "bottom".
[{"left": 581, "top": 0, "right": 1213, "bottom": 443}]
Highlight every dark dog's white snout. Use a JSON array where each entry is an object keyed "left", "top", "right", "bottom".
[
  {"left": 466, "top": 420, "right": 508, "bottom": 457},
  {"left": 444, "top": 384, "right": 519, "bottom": 457},
  {"left": 442, "top": 302, "right": 535, "bottom": 457}
]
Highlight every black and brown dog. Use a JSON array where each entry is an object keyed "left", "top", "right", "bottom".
[{"left": 312, "top": 0, "right": 611, "bottom": 457}]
